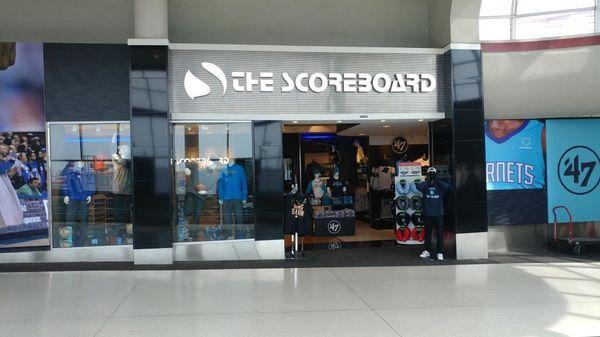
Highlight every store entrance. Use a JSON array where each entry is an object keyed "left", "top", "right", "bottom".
[{"left": 282, "top": 120, "right": 431, "bottom": 256}]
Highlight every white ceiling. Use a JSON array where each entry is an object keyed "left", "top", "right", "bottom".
[{"left": 337, "top": 120, "right": 428, "bottom": 137}]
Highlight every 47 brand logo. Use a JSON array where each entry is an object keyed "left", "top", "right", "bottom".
[{"left": 558, "top": 146, "right": 600, "bottom": 195}]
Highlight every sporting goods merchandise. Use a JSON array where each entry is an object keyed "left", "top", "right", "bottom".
[
  {"left": 402, "top": 226, "right": 412, "bottom": 241},
  {"left": 419, "top": 250, "right": 430, "bottom": 258},
  {"left": 437, "top": 253, "right": 444, "bottom": 261}
]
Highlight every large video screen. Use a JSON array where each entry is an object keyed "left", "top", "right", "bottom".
[
  {"left": 0, "top": 42, "right": 48, "bottom": 249},
  {"left": 485, "top": 119, "right": 546, "bottom": 190},
  {"left": 485, "top": 119, "right": 548, "bottom": 225}
]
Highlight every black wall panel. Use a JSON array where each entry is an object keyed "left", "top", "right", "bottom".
[
  {"left": 254, "top": 121, "right": 284, "bottom": 241},
  {"left": 130, "top": 46, "right": 173, "bottom": 250},
  {"left": 44, "top": 43, "right": 130, "bottom": 122}
]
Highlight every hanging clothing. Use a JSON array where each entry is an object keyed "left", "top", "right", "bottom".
[
  {"left": 304, "top": 161, "right": 322, "bottom": 189},
  {"left": 284, "top": 194, "right": 313, "bottom": 236},
  {"left": 356, "top": 145, "right": 366, "bottom": 164},
  {"left": 354, "top": 187, "right": 369, "bottom": 212},
  {"left": 370, "top": 166, "right": 395, "bottom": 190}
]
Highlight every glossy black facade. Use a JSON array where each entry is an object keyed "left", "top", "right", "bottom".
[
  {"left": 253, "top": 121, "right": 285, "bottom": 240},
  {"left": 130, "top": 46, "right": 173, "bottom": 249},
  {"left": 434, "top": 49, "right": 487, "bottom": 235},
  {"left": 452, "top": 49, "right": 487, "bottom": 234},
  {"left": 44, "top": 43, "right": 130, "bottom": 121}
]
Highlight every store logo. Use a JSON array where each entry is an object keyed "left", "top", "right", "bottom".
[
  {"left": 327, "top": 220, "right": 342, "bottom": 235},
  {"left": 184, "top": 62, "right": 436, "bottom": 99},
  {"left": 392, "top": 137, "right": 409, "bottom": 154},
  {"left": 558, "top": 145, "right": 600, "bottom": 195},
  {"left": 184, "top": 63, "right": 227, "bottom": 99}
]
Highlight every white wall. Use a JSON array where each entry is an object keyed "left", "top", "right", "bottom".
[
  {"left": 484, "top": 45, "right": 600, "bottom": 119},
  {"left": 450, "top": 0, "right": 481, "bottom": 44},
  {"left": 0, "top": 0, "right": 134, "bottom": 43},
  {"left": 428, "top": 0, "right": 452, "bottom": 47},
  {"left": 168, "top": 0, "right": 431, "bottom": 47}
]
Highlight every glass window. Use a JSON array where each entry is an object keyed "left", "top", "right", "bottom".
[
  {"left": 515, "top": 11, "right": 596, "bottom": 40},
  {"left": 173, "top": 123, "right": 254, "bottom": 242},
  {"left": 49, "top": 123, "right": 132, "bottom": 248},
  {"left": 517, "top": 0, "right": 595, "bottom": 15},
  {"left": 479, "top": 0, "right": 599, "bottom": 41},
  {"left": 480, "top": 0, "right": 513, "bottom": 16},
  {"left": 479, "top": 18, "right": 512, "bottom": 41}
]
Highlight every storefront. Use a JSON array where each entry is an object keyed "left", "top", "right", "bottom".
[
  {"left": 0, "top": 42, "right": 487, "bottom": 264},
  {"left": 154, "top": 44, "right": 462, "bottom": 263}
]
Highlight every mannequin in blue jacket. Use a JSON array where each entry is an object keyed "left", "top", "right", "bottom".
[
  {"left": 218, "top": 160, "right": 248, "bottom": 238},
  {"left": 62, "top": 161, "right": 95, "bottom": 246}
]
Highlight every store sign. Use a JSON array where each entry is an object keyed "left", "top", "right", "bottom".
[
  {"left": 184, "top": 62, "right": 436, "bottom": 99},
  {"left": 174, "top": 157, "right": 229, "bottom": 165},
  {"left": 392, "top": 137, "right": 409, "bottom": 154},
  {"left": 170, "top": 49, "right": 447, "bottom": 118},
  {"left": 547, "top": 119, "right": 600, "bottom": 223}
]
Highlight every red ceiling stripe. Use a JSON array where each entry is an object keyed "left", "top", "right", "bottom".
[{"left": 482, "top": 35, "right": 600, "bottom": 52}]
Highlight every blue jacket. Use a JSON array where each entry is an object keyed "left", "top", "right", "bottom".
[
  {"left": 415, "top": 179, "right": 449, "bottom": 216},
  {"left": 62, "top": 169, "right": 96, "bottom": 201},
  {"left": 218, "top": 164, "right": 248, "bottom": 201}
]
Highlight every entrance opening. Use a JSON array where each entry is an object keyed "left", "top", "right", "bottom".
[{"left": 282, "top": 120, "right": 432, "bottom": 257}]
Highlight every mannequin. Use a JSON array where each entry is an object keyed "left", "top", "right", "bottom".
[
  {"left": 305, "top": 168, "right": 326, "bottom": 202},
  {"left": 112, "top": 144, "right": 132, "bottom": 243},
  {"left": 327, "top": 166, "right": 346, "bottom": 199},
  {"left": 63, "top": 160, "right": 95, "bottom": 246},
  {"left": 218, "top": 160, "right": 248, "bottom": 238},
  {"left": 354, "top": 139, "right": 365, "bottom": 164}
]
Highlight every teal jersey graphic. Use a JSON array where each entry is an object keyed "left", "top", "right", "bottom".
[{"left": 485, "top": 120, "right": 546, "bottom": 190}]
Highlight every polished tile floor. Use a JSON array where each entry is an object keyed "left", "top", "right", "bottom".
[{"left": 1, "top": 262, "right": 600, "bottom": 337}]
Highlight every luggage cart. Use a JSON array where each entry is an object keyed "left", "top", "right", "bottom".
[{"left": 548, "top": 206, "right": 600, "bottom": 255}]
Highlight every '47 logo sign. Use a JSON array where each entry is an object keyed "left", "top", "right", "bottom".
[
  {"left": 392, "top": 137, "right": 409, "bottom": 154},
  {"left": 558, "top": 146, "right": 600, "bottom": 195}
]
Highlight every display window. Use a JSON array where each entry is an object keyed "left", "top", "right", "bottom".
[
  {"left": 48, "top": 123, "right": 132, "bottom": 248},
  {"left": 173, "top": 122, "right": 254, "bottom": 242}
]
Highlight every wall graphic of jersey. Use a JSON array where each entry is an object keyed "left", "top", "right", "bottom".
[{"left": 485, "top": 120, "right": 546, "bottom": 190}]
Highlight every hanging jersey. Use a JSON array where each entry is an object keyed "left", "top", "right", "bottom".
[{"left": 485, "top": 120, "right": 546, "bottom": 190}]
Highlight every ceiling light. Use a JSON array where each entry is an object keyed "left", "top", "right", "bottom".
[
  {"left": 292, "top": 121, "right": 298, "bottom": 124},
  {"left": 380, "top": 119, "right": 386, "bottom": 123},
  {"left": 337, "top": 120, "right": 342, "bottom": 123},
  {"left": 358, "top": 133, "right": 365, "bottom": 136},
  {"left": 382, "top": 125, "right": 391, "bottom": 128},
  {"left": 418, "top": 119, "right": 424, "bottom": 122}
]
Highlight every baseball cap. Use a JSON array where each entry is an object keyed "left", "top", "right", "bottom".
[{"left": 426, "top": 167, "right": 437, "bottom": 174}]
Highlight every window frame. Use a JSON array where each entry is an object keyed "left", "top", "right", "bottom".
[{"left": 479, "top": 0, "right": 600, "bottom": 41}]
